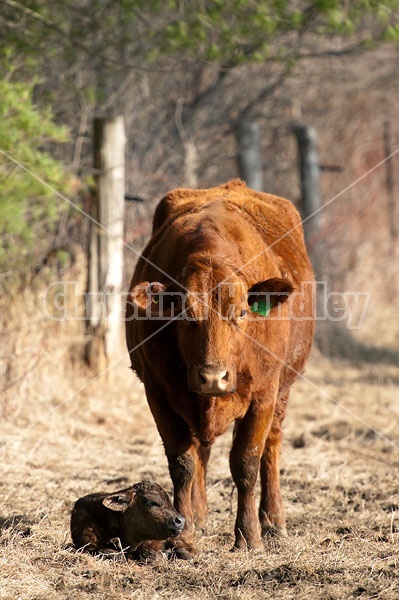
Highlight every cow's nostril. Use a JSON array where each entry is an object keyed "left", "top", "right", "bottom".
[
  {"left": 222, "top": 370, "right": 229, "bottom": 382},
  {"left": 198, "top": 372, "right": 207, "bottom": 385}
]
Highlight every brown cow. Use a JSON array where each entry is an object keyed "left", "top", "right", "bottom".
[
  {"left": 70, "top": 481, "right": 185, "bottom": 560},
  {"left": 126, "top": 179, "right": 314, "bottom": 558}
]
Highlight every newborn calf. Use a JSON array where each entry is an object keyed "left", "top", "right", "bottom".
[{"left": 71, "top": 481, "right": 185, "bottom": 560}]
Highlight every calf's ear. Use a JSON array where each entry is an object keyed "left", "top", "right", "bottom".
[
  {"left": 102, "top": 490, "right": 135, "bottom": 512},
  {"left": 248, "top": 278, "right": 294, "bottom": 316}
]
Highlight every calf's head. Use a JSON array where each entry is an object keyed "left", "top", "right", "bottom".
[
  {"left": 103, "top": 481, "right": 185, "bottom": 546},
  {"left": 129, "top": 258, "right": 293, "bottom": 396}
]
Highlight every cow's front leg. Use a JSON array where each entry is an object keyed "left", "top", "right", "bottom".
[
  {"left": 145, "top": 387, "right": 196, "bottom": 559},
  {"left": 229, "top": 402, "right": 275, "bottom": 551},
  {"left": 191, "top": 441, "right": 211, "bottom": 528},
  {"left": 166, "top": 445, "right": 197, "bottom": 559}
]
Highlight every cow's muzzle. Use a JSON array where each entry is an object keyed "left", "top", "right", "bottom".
[{"left": 190, "top": 366, "right": 235, "bottom": 395}]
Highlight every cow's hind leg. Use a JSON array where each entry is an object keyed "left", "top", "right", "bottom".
[
  {"left": 191, "top": 442, "right": 211, "bottom": 529},
  {"left": 259, "top": 392, "right": 288, "bottom": 538}
]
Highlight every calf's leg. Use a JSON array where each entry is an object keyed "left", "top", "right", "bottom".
[{"left": 128, "top": 541, "right": 162, "bottom": 563}]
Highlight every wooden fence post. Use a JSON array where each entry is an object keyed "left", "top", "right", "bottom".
[
  {"left": 236, "top": 120, "right": 263, "bottom": 191},
  {"left": 86, "top": 116, "right": 126, "bottom": 374},
  {"left": 383, "top": 119, "right": 398, "bottom": 252}
]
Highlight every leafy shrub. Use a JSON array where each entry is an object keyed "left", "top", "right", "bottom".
[{"left": 0, "top": 77, "right": 72, "bottom": 279}]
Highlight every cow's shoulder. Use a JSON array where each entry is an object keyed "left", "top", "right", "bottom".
[{"left": 151, "top": 188, "right": 204, "bottom": 234}]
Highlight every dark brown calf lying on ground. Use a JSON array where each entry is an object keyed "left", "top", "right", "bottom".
[{"left": 70, "top": 481, "right": 185, "bottom": 560}]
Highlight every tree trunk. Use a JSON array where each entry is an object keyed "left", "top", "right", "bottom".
[
  {"left": 293, "top": 124, "right": 321, "bottom": 242},
  {"left": 236, "top": 120, "right": 263, "bottom": 191}
]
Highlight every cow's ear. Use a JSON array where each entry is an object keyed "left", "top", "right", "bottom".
[
  {"left": 248, "top": 278, "right": 294, "bottom": 316},
  {"left": 127, "top": 281, "right": 167, "bottom": 314},
  {"left": 102, "top": 490, "right": 135, "bottom": 512},
  {"left": 127, "top": 281, "right": 183, "bottom": 318}
]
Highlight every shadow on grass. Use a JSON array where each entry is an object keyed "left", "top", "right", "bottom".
[
  {"left": 315, "top": 321, "right": 399, "bottom": 366},
  {"left": 0, "top": 514, "right": 33, "bottom": 537}
]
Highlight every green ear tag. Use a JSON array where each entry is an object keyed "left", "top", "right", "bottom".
[{"left": 250, "top": 298, "right": 271, "bottom": 317}]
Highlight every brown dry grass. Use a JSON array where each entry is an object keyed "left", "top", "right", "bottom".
[{"left": 1, "top": 326, "right": 398, "bottom": 600}]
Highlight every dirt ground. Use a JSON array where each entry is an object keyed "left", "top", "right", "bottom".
[{"left": 0, "top": 344, "right": 398, "bottom": 600}]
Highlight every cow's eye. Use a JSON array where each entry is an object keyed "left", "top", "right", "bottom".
[
  {"left": 239, "top": 309, "right": 247, "bottom": 318},
  {"left": 145, "top": 499, "right": 160, "bottom": 508},
  {"left": 151, "top": 296, "right": 159, "bottom": 305}
]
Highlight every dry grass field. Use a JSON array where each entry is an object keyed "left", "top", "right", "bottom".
[{"left": 1, "top": 337, "right": 398, "bottom": 599}]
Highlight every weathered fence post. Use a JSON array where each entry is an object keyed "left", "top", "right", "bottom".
[
  {"left": 293, "top": 124, "right": 321, "bottom": 242},
  {"left": 86, "top": 116, "right": 126, "bottom": 374},
  {"left": 383, "top": 119, "right": 398, "bottom": 252},
  {"left": 236, "top": 120, "right": 263, "bottom": 191}
]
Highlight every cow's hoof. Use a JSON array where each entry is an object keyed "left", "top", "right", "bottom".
[
  {"left": 261, "top": 524, "right": 287, "bottom": 538},
  {"left": 231, "top": 536, "right": 263, "bottom": 552},
  {"left": 172, "top": 547, "right": 194, "bottom": 560},
  {"left": 166, "top": 540, "right": 195, "bottom": 560},
  {"left": 230, "top": 543, "right": 264, "bottom": 553},
  {"left": 230, "top": 544, "right": 243, "bottom": 553}
]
